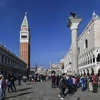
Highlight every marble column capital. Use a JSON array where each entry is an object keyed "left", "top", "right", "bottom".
[{"left": 68, "top": 18, "right": 82, "bottom": 30}]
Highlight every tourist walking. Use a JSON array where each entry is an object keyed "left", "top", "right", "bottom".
[
  {"left": 51, "top": 74, "right": 56, "bottom": 88},
  {"left": 81, "top": 75, "right": 86, "bottom": 91},
  {"left": 18, "top": 74, "right": 21, "bottom": 85},
  {"left": 56, "top": 74, "right": 61, "bottom": 87},
  {"left": 7, "top": 73, "right": 14, "bottom": 92},
  {"left": 92, "top": 74, "right": 98, "bottom": 93},
  {"left": 10, "top": 73, "right": 16, "bottom": 92},
  {"left": 88, "top": 75, "right": 93, "bottom": 92},
  {"left": 58, "top": 73, "right": 67, "bottom": 100},
  {"left": 84, "top": 75, "right": 88, "bottom": 90},
  {"left": 75, "top": 76, "right": 79, "bottom": 88},
  {"left": 68, "top": 75, "right": 73, "bottom": 94},
  {"left": 1, "top": 75, "right": 7, "bottom": 99},
  {"left": 72, "top": 76, "right": 77, "bottom": 92}
]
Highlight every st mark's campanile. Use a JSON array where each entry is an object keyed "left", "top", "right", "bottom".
[{"left": 20, "top": 12, "right": 30, "bottom": 77}]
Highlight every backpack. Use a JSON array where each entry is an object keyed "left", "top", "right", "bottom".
[
  {"left": 94, "top": 76, "right": 98, "bottom": 82},
  {"left": 61, "top": 78, "right": 67, "bottom": 88}
]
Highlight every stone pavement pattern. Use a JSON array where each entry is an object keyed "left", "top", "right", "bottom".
[{"left": 5, "top": 81, "right": 100, "bottom": 100}]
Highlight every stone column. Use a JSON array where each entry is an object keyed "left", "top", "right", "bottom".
[
  {"left": 67, "top": 15, "right": 82, "bottom": 75},
  {"left": 93, "top": 50, "right": 98, "bottom": 65},
  {"left": 95, "top": 54, "right": 98, "bottom": 65},
  {"left": 91, "top": 55, "right": 93, "bottom": 65},
  {"left": 89, "top": 68, "right": 92, "bottom": 75}
]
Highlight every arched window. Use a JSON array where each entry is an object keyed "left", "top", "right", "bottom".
[
  {"left": 88, "top": 57, "right": 89, "bottom": 64},
  {"left": 93, "top": 54, "right": 95, "bottom": 63},
  {"left": 62, "top": 64, "right": 64, "bottom": 69},
  {"left": 85, "top": 39, "right": 88, "bottom": 49},
  {"left": 78, "top": 47, "right": 80, "bottom": 55},
  {"left": 52, "top": 70, "right": 56, "bottom": 74},
  {"left": 91, "top": 68, "right": 94, "bottom": 75},
  {"left": 87, "top": 69, "right": 89, "bottom": 76},
  {"left": 2, "top": 54, "right": 4, "bottom": 63},
  {"left": 98, "top": 69, "right": 100, "bottom": 76},
  {"left": 97, "top": 54, "right": 100, "bottom": 62},
  {"left": 90, "top": 55, "right": 92, "bottom": 63}
]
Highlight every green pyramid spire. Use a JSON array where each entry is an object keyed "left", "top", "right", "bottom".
[{"left": 21, "top": 12, "right": 28, "bottom": 27}]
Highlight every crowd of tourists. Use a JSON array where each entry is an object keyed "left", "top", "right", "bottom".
[
  {"left": 0, "top": 73, "right": 19, "bottom": 100},
  {"left": 51, "top": 73, "right": 99, "bottom": 100},
  {"left": 0, "top": 72, "right": 99, "bottom": 100},
  {"left": 28, "top": 74, "right": 47, "bottom": 82}
]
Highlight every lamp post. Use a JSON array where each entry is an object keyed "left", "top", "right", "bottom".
[{"left": 67, "top": 12, "right": 82, "bottom": 75}]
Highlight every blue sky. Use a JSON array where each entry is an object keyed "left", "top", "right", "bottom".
[{"left": 0, "top": 0, "right": 100, "bottom": 69}]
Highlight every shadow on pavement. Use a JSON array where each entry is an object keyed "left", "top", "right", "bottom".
[
  {"left": 17, "top": 87, "right": 32, "bottom": 92},
  {"left": 17, "top": 91, "right": 33, "bottom": 96},
  {"left": 77, "top": 97, "right": 81, "bottom": 100},
  {"left": 5, "top": 91, "right": 33, "bottom": 99},
  {"left": 26, "top": 82, "right": 34, "bottom": 85}
]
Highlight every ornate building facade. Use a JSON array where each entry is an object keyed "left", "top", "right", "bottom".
[
  {"left": 20, "top": 12, "right": 30, "bottom": 77},
  {"left": 63, "top": 12, "right": 100, "bottom": 75},
  {"left": 49, "top": 12, "right": 100, "bottom": 76},
  {"left": 48, "top": 62, "right": 62, "bottom": 75}
]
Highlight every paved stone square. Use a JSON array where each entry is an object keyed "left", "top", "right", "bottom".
[{"left": 5, "top": 81, "right": 100, "bottom": 100}]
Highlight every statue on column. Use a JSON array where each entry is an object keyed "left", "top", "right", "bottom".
[
  {"left": 70, "top": 12, "right": 78, "bottom": 18},
  {"left": 67, "top": 12, "right": 78, "bottom": 27}
]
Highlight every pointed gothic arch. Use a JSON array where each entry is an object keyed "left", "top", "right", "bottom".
[
  {"left": 98, "top": 69, "right": 100, "bottom": 76},
  {"left": 97, "top": 53, "right": 100, "bottom": 62},
  {"left": 62, "top": 63, "right": 64, "bottom": 69},
  {"left": 85, "top": 39, "right": 88, "bottom": 49},
  {"left": 83, "top": 69, "right": 85, "bottom": 75},
  {"left": 51, "top": 70, "right": 56, "bottom": 74},
  {"left": 87, "top": 69, "right": 89, "bottom": 76},
  {"left": 91, "top": 68, "right": 94, "bottom": 75},
  {"left": 78, "top": 47, "right": 80, "bottom": 55}
]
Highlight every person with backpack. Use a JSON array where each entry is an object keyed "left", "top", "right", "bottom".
[
  {"left": 58, "top": 73, "right": 67, "bottom": 100},
  {"left": 10, "top": 73, "right": 16, "bottom": 92},
  {"left": 92, "top": 73, "right": 98, "bottom": 93}
]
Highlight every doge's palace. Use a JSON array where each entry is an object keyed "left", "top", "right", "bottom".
[{"left": 60, "top": 12, "right": 100, "bottom": 76}]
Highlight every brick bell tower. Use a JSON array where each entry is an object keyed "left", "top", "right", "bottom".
[{"left": 20, "top": 12, "right": 30, "bottom": 77}]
